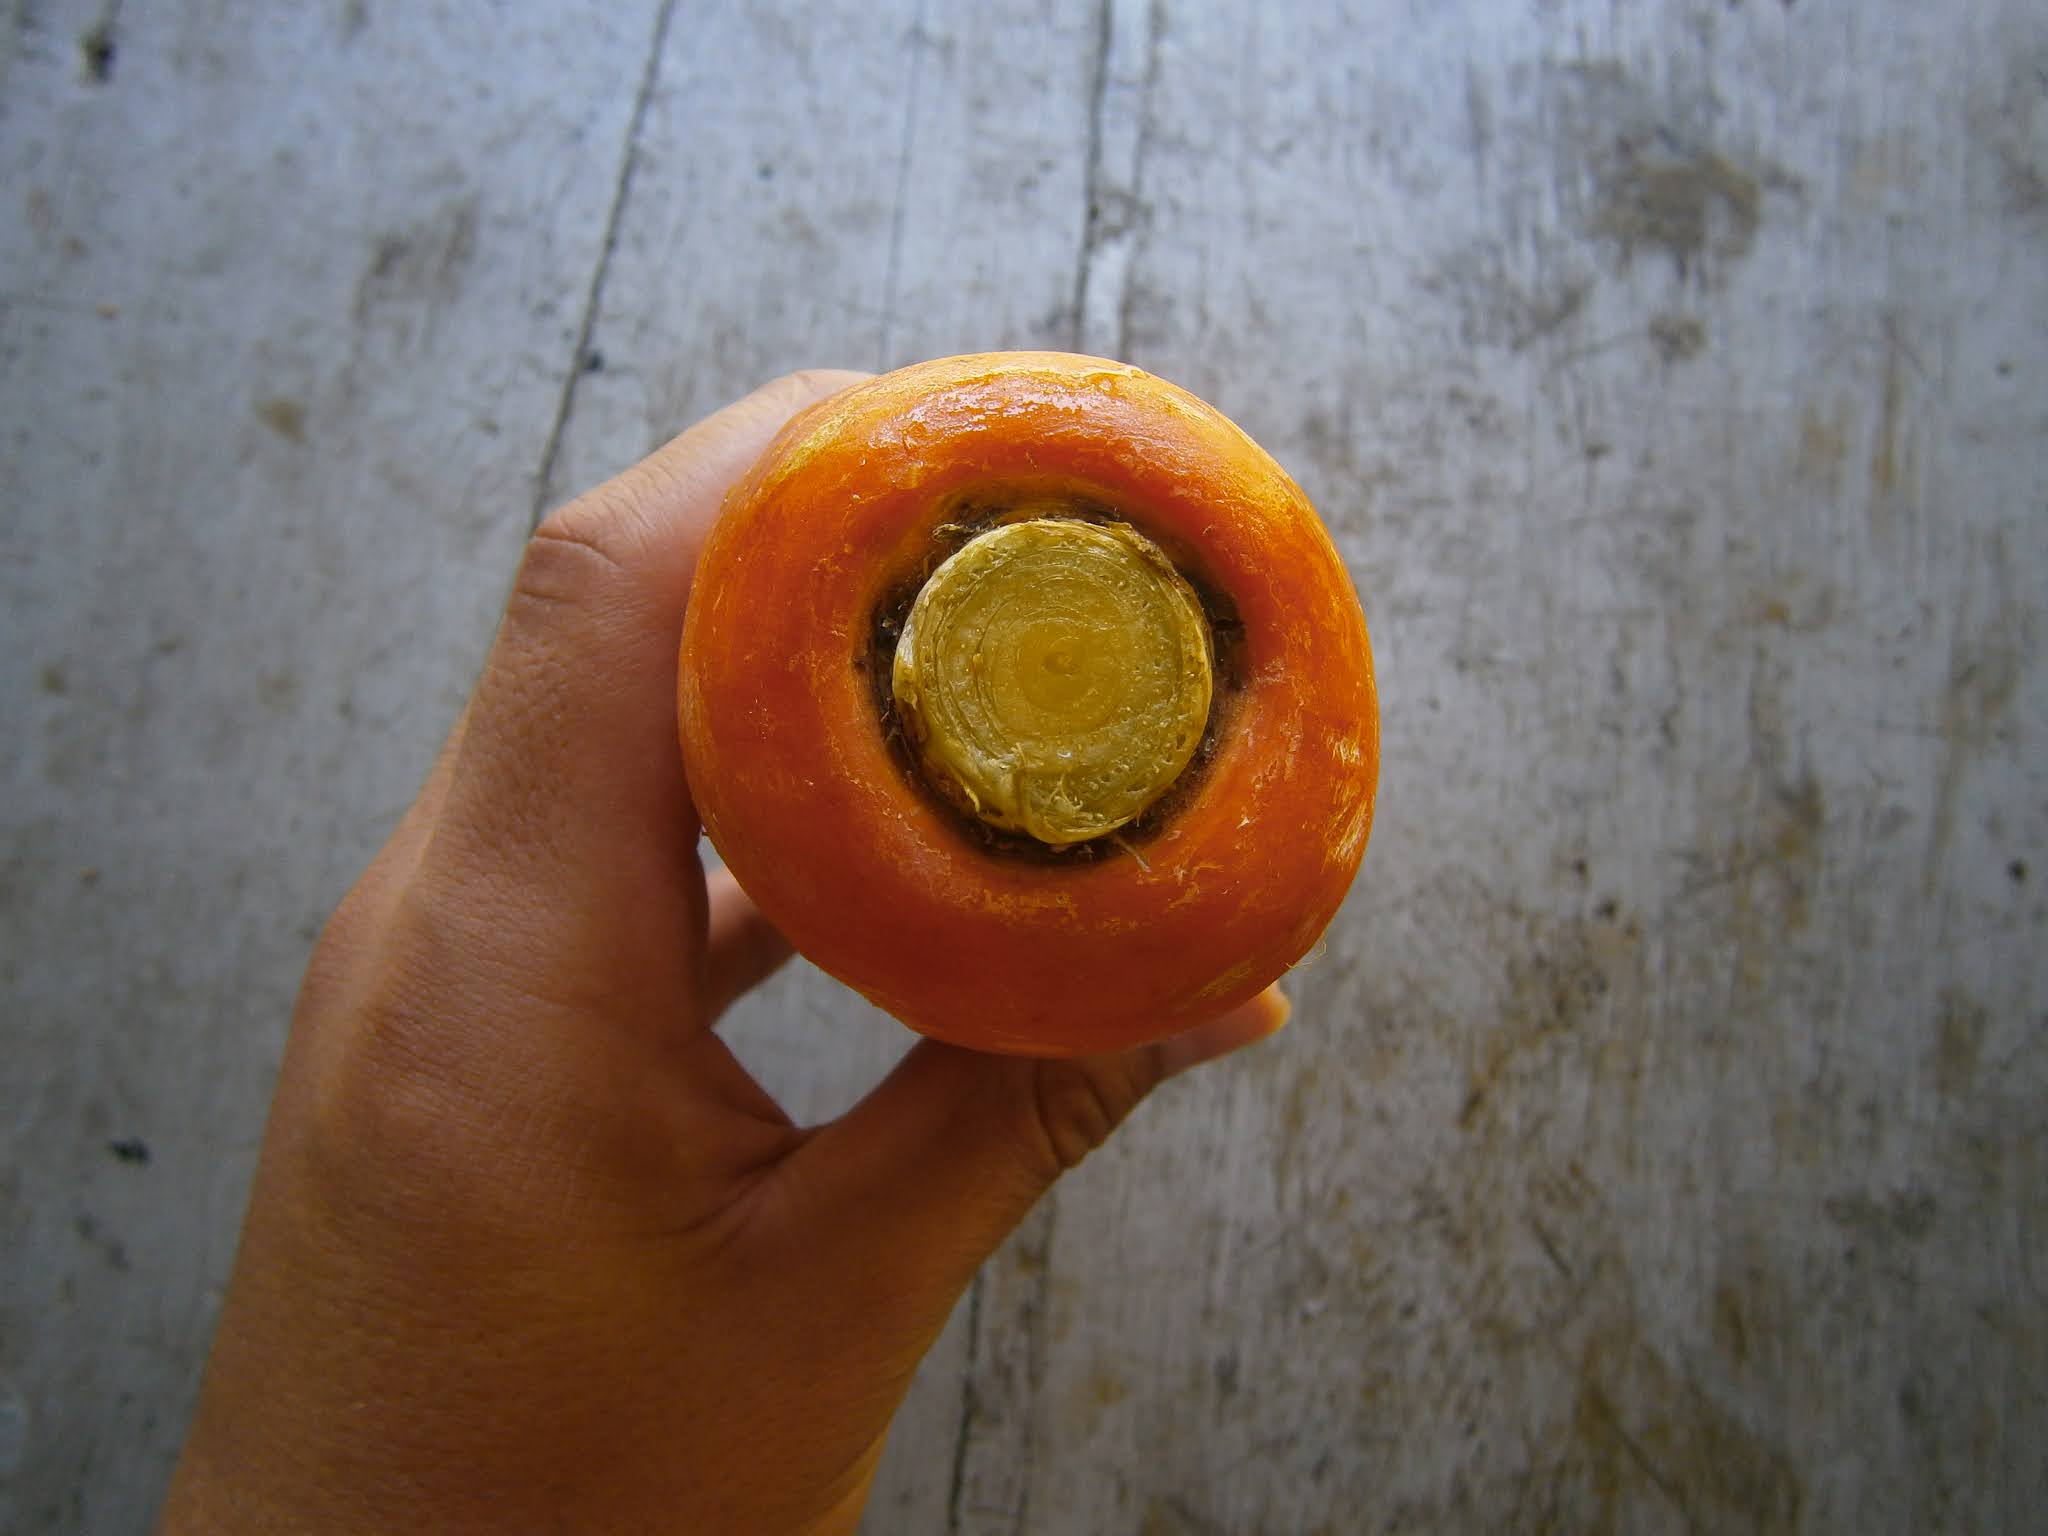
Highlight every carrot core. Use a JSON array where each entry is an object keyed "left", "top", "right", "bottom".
[{"left": 890, "top": 517, "right": 1214, "bottom": 846}]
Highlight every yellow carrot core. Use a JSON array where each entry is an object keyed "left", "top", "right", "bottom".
[{"left": 891, "top": 518, "right": 1214, "bottom": 846}]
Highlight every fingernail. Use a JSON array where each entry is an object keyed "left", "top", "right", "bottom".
[{"left": 1255, "top": 985, "right": 1293, "bottom": 1038}]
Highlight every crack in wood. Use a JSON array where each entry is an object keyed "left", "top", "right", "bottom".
[
  {"left": 1072, "top": 0, "right": 1165, "bottom": 359},
  {"left": 528, "top": 0, "right": 680, "bottom": 529},
  {"left": 943, "top": 1270, "right": 985, "bottom": 1534}
]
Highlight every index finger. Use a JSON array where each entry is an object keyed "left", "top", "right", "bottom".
[
  {"left": 438, "top": 369, "right": 870, "bottom": 891},
  {"left": 534, "top": 369, "right": 874, "bottom": 616}
]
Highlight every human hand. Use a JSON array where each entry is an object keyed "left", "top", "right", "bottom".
[{"left": 159, "top": 371, "right": 1289, "bottom": 1536}]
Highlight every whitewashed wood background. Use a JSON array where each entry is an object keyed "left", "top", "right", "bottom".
[{"left": 5, "top": 2, "right": 2045, "bottom": 1531}]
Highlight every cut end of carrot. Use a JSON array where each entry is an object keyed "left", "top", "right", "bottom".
[{"left": 890, "top": 516, "right": 1214, "bottom": 847}]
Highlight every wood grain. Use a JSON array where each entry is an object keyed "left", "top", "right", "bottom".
[{"left": 3, "top": 1, "right": 2043, "bottom": 1531}]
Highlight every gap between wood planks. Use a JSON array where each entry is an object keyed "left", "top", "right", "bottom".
[{"left": 528, "top": 0, "right": 681, "bottom": 531}]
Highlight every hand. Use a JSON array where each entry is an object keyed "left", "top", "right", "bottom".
[{"left": 160, "top": 371, "right": 1289, "bottom": 1536}]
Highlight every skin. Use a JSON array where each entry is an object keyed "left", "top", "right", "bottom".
[{"left": 159, "top": 371, "right": 1289, "bottom": 1536}]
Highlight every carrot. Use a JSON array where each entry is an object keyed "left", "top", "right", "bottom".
[{"left": 679, "top": 353, "right": 1377, "bottom": 1056}]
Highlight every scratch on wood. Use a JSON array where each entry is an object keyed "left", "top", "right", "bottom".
[
  {"left": 875, "top": 0, "right": 931, "bottom": 371},
  {"left": 1530, "top": 1216, "right": 1574, "bottom": 1278},
  {"left": 944, "top": 1270, "right": 984, "bottom": 1534},
  {"left": 1067, "top": 0, "right": 1115, "bottom": 351},
  {"left": 1581, "top": 1379, "right": 1689, "bottom": 1516}
]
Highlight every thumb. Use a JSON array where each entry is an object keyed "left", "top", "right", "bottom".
[{"left": 779, "top": 987, "right": 1291, "bottom": 1326}]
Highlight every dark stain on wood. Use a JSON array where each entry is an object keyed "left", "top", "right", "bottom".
[
  {"left": 74, "top": 1211, "right": 131, "bottom": 1272},
  {"left": 1712, "top": 1282, "right": 1751, "bottom": 1369},
  {"left": 255, "top": 397, "right": 307, "bottom": 444},
  {"left": 1569, "top": 1326, "right": 1803, "bottom": 1532},
  {"left": 353, "top": 196, "right": 482, "bottom": 327},
  {"left": 80, "top": 22, "right": 116, "bottom": 85},
  {"left": 1592, "top": 150, "right": 1763, "bottom": 276},
  {"left": 1459, "top": 920, "right": 1621, "bottom": 1130},
  {"left": 1796, "top": 401, "right": 1849, "bottom": 492},
  {"left": 1822, "top": 1187, "right": 1938, "bottom": 1243},
  {"left": 1648, "top": 312, "right": 1707, "bottom": 362},
  {"left": 1929, "top": 992, "right": 1988, "bottom": 1096},
  {"left": 1871, "top": 331, "right": 1903, "bottom": 498},
  {"left": 257, "top": 667, "right": 301, "bottom": 712},
  {"left": 1931, "top": 534, "right": 2025, "bottom": 874},
  {"left": 1773, "top": 772, "right": 1825, "bottom": 865}
]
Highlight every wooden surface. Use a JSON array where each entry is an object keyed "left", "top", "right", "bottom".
[{"left": 5, "top": 1, "right": 2044, "bottom": 1530}]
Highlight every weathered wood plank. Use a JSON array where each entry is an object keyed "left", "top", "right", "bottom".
[
  {"left": 1020, "top": 2, "right": 2048, "bottom": 1532},
  {"left": 0, "top": 2, "right": 666, "bottom": 1528}
]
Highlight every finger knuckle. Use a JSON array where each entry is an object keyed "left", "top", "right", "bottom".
[
  {"left": 302, "top": 882, "right": 506, "bottom": 1134},
  {"left": 512, "top": 513, "right": 631, "bottom": 611},
  {"left": 1026, "top": 1061, "right": 1145, "bottom": 1175},
  {"left": 774, "top": 367, "right": 840, "bottom": 398}
]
